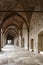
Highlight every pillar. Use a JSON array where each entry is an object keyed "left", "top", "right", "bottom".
[
  {"left": 0, "top": 25, "right": 1, "bottom": 51},
  {"left": 28, "top": 28, "right": 29, "bottom": 50},
  {"left": 1, "top": 29, "right": 3, "bottom": 48},
  {"left": 19, "top": 31, "right": 22, "bottom": 47}
]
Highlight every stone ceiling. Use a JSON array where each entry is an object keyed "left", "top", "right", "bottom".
[
  {"left": 0, "top": 0, "right": 43, "bottom": 11},
  {"left": 0, "top": 0, "right": 43, "bottom": 37}
]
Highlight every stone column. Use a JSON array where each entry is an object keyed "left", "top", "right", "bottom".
[
  {"left": 1, "top": 29, "right": 3, "bottom": 48},
  {"left": 0, "top": 25, "right": 1, "bottom": 51},
  {"left": 19, "top": 31, "right": 22, "bottom": 47},
  {"left": 28, "top": 28, "right": 29, "bottom": 50}
]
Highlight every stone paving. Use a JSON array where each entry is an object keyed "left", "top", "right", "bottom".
[{"left": 0, "top": 45, "right": 43, "bottom": 65}]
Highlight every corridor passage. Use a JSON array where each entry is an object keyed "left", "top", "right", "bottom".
[{"left": 0, "top": 45, "right": 43, "bottom": 65}]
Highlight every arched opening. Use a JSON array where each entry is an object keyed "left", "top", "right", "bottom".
[
  {"left": 1, "top": 12, "right": 29, "bottom": 49},
  {"left": 22, "top": 38, "right": 24, "bottom": 47},
  {"left": 6, "top": 34, "right": 14, "bottom": 45},
  {"left": 3, "top": 24, "right": 19, "bottom": 47},
  {"left": 38, "top": 31, "right": 43, "bottom": 53},
  {"left": 31, "top": 39, "right": 34, "bottom": 52}
]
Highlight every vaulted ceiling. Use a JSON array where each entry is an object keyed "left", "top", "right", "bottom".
[{"left": 0, "top": 0, "right": 43, "bottom": 37}]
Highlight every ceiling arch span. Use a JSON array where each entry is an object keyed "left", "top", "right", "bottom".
[
  {"left": 4, "top": 28, "right": 18, "bottom": 35},
  {"left": 2, "top": 12, "right": 28, "bottom": 28},
  {"left": 4, "top": 29, "right": 18, "bottom": 38},
  {"left": 3, "top": 23, "right": 20, "bottom": 33},
  {"left": 6, "top": 30, "right": 17, "bottom": 35}
]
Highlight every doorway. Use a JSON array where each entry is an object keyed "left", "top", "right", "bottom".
[
  {"left": 31, "top": 39, "right": 34, "bottom": 52},
  {"left": 22, "top": 38, "right": 24, "bottom": 47},
  {"left": 38, "top": 31, "right": 43, "bottom": 53}
]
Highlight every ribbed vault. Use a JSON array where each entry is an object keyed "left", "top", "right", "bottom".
[{"left": 5, "top": 30, "right": 17, "bottom": 38}]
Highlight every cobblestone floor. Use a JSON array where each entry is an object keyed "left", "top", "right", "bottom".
[{"left": 0, "top": 45, "right": 43, "bottom": 65}]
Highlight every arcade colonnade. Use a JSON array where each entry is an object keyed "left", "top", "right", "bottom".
[{"left": 0, "top": 12, "right": 43, "bottom": 54}]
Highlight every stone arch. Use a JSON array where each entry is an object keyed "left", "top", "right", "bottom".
[
  {"left": 3, "top": 24, "right": 19, "bottom": 34},
  {"left": 4, "top": 29, "right": 17, "bottom": 37},
  {"left": 3, "top": 29, "right": 17, "bottom": 47},
  {"left": 38, "top": 31, "right": 43, "bottom": 53},
  {"left": 2, "top": 12, "right": 28, "bottom": 28}
]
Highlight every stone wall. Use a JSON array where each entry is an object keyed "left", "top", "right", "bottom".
[{"left": 29, "top": 12, "right": 43, "bottom": 53}]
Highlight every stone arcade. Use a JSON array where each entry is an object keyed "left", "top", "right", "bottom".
[{"left": 0, "top": 0, "right": 43, "bottom": 65}]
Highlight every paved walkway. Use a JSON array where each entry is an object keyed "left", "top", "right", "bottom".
[{"left": 0, "top": 45, "right": 43, "bottom": 65}]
